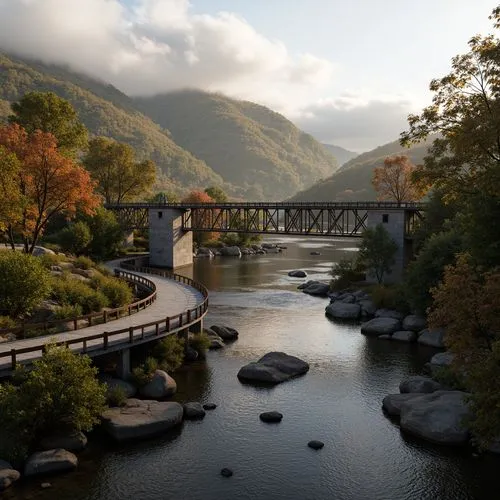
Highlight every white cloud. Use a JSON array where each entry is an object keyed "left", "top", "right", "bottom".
[{"left": 0, "top": 0, "right": 415, "bottom": 150}]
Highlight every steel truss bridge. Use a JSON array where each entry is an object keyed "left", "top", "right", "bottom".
[{"left": 106, "top": 201, "right": 426, "bottom": 238}]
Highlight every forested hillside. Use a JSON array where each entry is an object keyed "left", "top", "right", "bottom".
[
  {"left": 322, "top": 143, "right": 358, "bottom": 166},
  {"left": 290, "top": 136, "right": 435, "bottom": 201},
  {"left": 135, "top": 90, "right": 339, "bottom": 200}
]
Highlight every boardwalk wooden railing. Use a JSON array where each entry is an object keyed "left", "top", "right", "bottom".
[
  {"left": 0, "top": 269, "right": 157, "bottom": 338},
  {"left": 0, "top": 259, "right": 209, "bottom": 372}
]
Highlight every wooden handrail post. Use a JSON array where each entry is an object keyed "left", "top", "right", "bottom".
[
  {"left": 103, "top": 332, "right": 108, "bottom": 349},
  {"left": 166, "top": 317, "right": 170, "bottom": 331},
  {"left": 103, "top": 310, "right": 107, "bottom": 323},
  {"left": 155, "top": 323, "right": 159, "bottom": 336},
  {"left": 11, "top": 349, "right": 16, "bottom": 370},
  {"left": 187, "top": 309, "right": 191, "bottom": 323},
  {"left": 83, "top": 339, "right": 87, "bottom": 353},
  {"left": 179, "top": 314, "right": 183, "bottom": 327},
  {"left": 129, "top": 327, "right": 134, "bottom": 343}
]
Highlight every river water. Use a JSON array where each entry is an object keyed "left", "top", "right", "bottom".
[{"left": 8, "top": 237, "right": 499, "bottom": 500}]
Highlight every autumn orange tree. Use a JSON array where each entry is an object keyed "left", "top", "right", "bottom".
[
  {"left": 372, "top": 155, "right": 426, "bottom": 204},
  {"left": 0, "top": 124, "right": 100, "bottom": 253},
  {"left": 182, "top": 190, "right": 219, "bottom": 246},
  {"left": 429, "top": 254, "right": 500, "bottom": 447}
]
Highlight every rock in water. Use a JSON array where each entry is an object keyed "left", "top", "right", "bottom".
[
  {"left": 308, "top": 440, "right": 324, "bottom": 450},
  {"left": 288, "top": 270, "right": 307, "bottom": 278},
  {"left": 391, "top": 331, "right": 417, "bottom": 342},
  {"left": 220, "top": 468, "right": 233, "bottom": 477},
  {"left": 399, "top": 376, "right": 442, "bottom": 394},
  {"left": 39, "top": 431, "right": 87, "bottom": 452},
  {"left": 325, "top": 302, "right": 360, "bottom": 320},
  {"left": 24, "top": 449, "right": 78, "bottom": 477},
  {"left": 382, "top": 393, "right": 423, "bottom": 417},
  {"left": 101, "top": 399, "right": 183, "bottom": 441},
  {"left": 259, "top": 411, "right": 283, "bottom": 423},
  {"left": 183, "top": 402, "right": 206, "bottom": 420},
  {"left": 402, "top": 315, "right": 427, "bottom": 332},
  {"left": 203, "top": 403, "right": 217, "bottom": 410},
  {"left": 399, "top": 390, "right": 471, "bottom": 445},
  {"left": 139, "top": 370, "right": 177, "bottom": 399},
  {"left": 361, "top": 318, "right": 401, "bottom": 336},
  {"left": 210, "top": 325, "right": 239, "bottom": 341},
  {"left": 417, "top": 328, "right": 445, "bottom": 348},
  {"left": 237, "top": 351, "right": 309, "bottom": 385}
]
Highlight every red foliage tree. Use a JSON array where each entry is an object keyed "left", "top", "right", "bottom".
[
  {"left": 0, "top": 124, "right": 100, "bottom": 253},
  {"left": 182, "top": 190, "right": 219, "bottom": 245}
]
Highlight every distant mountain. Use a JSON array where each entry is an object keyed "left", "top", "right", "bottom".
[
  {"left": 321, "top": 143, "right": 358, "bottom": 166},
  {"left": 135, "top": 90, "right": 339, "bottom": 200},
  {"left": 289, "top": 136, "right": 435, "bottom": 202}
]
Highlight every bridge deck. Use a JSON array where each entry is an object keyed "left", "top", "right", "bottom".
[{"left": 0, "top": 260, "right": 204, "bottom": 375}]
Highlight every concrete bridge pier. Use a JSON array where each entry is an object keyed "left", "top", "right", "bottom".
[
  {"left": 366, "top": 209, "right": 414, "bottom": 284},
  {"left": 149, "top": 208, "right": 193, "bottom": 269},
  {"left": 116, "top": 348, "right": 131, "bottom": 379}
]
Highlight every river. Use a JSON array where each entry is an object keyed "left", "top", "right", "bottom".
[{"left": 7, "top": 237, "right": 499, "bottom": 500}]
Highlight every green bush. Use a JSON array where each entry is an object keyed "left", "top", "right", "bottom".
[
  {"left": 91, "top": 275, "right": 133, "bottom": 308},
  {"left": 404, "top": 230, "right": 462, "bottom": 314},
  {"left": 54, "top": 304, "right": 83, "bottom": 320},
  {"left": 369, "top": 284, "right": 410, "bottom": 313},
  {"left": 0, "top": 251, "right": 52, "bottom": 317},
  {"left": 83, "top": 208, "right": 124, "bottom": 260},
  {"left": 106, "top": 385, "right": 127, "bottom": 407},
  {"left": 51, "top": 276, "right": 110, "bottom": 313},
  {"left": 189, "top": 332, "right": 211, "bottom": 359},
  {"left": 153, "top": 336, "right": 185, "bottom": 372},
  {"left": 58, "top": 221, "right": 92, "bottom": 256},
  {"left": 0, "top": 345, "right": 106, "bottom": 463},
  {"left": 0, "top": 315, "right": 16, "bottom": 329},
  {"left": 38, "top": 253, "right": 66, "bottom": 268},
  {"left": 431, "top": 366, "right": 466, "bottom": 391},
  {"left": 74, "top": 255, "right": 94, "bottom": 270},
  {"left": 330, "top": 259, "right": 365, "bottom": 291},
  {"left": 131, "top": 357, "right": 158, "bottom": 387}
]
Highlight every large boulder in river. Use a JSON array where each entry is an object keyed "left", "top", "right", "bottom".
[
  {"left": 101, "top": 399, "right": 183, "bottom": 441},
  {"left": 399, "top": 376, "right": 442, "bottom": 394},
  {"left": 39, "top": 431, "right": 87, "bottom": 452},
  {"left": 391, "top": 331, "right": 417, "bottom": 342},
  {"left": 325, "top": 302, "right": 360, "bottom": 320},
  {"left": 361, "top": 318, "right": 401, "bottom": 336},
  {"left": 429, "top": 351, "right": 454, "bottom": 368},
  {"left": 382, "top": 393, "right": 422, "bottom": 417},
  {"left": 24, "top": 449, "right": 78, "bottom": 477},
  {"left": 237, "top": 352, "right": 309, "bottom": 385},
  {"left": 402, "top": 315, "right": 427, "bottom": 332},
  {"left": 302, "top": 282, "right": 330, "bottom": 297},
  {"left": 220, "top": 246, "right": 242, "bottom": 257},
  {"left": 139, "top": 370, "right": 176, "bottom": 399},
  {"left": 359, "top": 299, "right": 376, "bottom": 317},
  {"left": 418, "top": 328, "right": 445, "bottom": 348},
  {"left": 210, "top": 325, "right": 239, "bottom": 341},
  {"left": 183, "top": 402, "right": 206, "bottom": 420},
  {"left": 399, "top": 391, "right": 471, "bottom": 445}
]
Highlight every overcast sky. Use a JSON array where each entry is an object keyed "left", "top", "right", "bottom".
[{"left": 0, "top": 0, "right": 497, "bottom": 151}]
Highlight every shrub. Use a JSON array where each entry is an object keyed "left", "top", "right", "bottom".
[
  {"left": 132, "top": 356, "right": 158, "bottom": 387},
  {"left": 153, "top": 336, "right": 185, "bottom": 372},
  {"left": 330, "top": 259, "right": 365, "bottom": 291},
  {"left": 92, "top": 275, "right": 133, "bottom": 308},
  {"left": 0, "top": 315, "right": 16, "bottom": 329},
  {"left": 369, "top": 284, "right": 410, "bottom": 313},
  {"left": 74, "top": 255, "right": 94, "bottom": 270},
  {"left": 106, "top": 385, "right": 127, "bottom": 407},
  {"left": 54, "top": 304, "right": 83, "bottom": 320},
  {"left": 58, "top": 221, "right": 92, "bottom": 255},
  {"left": 0, "top": 345, "right": 106, "bottom": 462},
  {"left": 431, "top": 366, "right": 466, "bottom": 391},
  {"left": 38, "top": 253, "right": 66, "bottom": 268},
  {"left": 189, "top": 332, "right": 211, "bottom": 359},
  {"left": 51, "top": 276, "right": 110, "bottom": 313},
  {"left": 0, "top": 251, "right": 52, "bottom": 317},
  {"left": 83, "top": 208, "right": 124, "bottom": 260}
]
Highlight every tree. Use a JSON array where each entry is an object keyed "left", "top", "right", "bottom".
[
  {"left": 0, "top": 124, "right": 100, "bottom": 253},
  {"left": 149, "top": 191, "right": 180, "bottom": 204},
  {"left": 429, "top": 254, "right": 500, "bottom": 447},
  {"left": 205, "top": 186, "right": 228, "bottom": 203},
  {"left": 9, "top": 91, "right": 87, "bottom": 154},
  {"left": 0, "top": 146, "right": 23, "bottom": 235},
  {"left": 58, "top": 221, "right": 92, "bottom": 255},
  {"left": 356, "top": 224, "right": 398, "bottom": 284},
  {"left": 0, "top": 251, "right": 51, "bottom": 317},
  {"left": 401, "top": 8, "right": 500, "bottom": 200},
  {"left": 182, "top": 190, "right": 218, "bottom": 246},
  {"left": 372, "top": 155, "right": 426, "bottom": 204},
  {"left": 83, "top": 137, "right": 156, "bottom": 204},
  {"left": 82, "top": 207, "right": 124, "bottom": 260}
]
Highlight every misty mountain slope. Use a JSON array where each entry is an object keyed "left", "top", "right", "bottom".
[
  {"left": 290, "top": 137, "right": 435, "bottom": 202},
  {"left": 0, "top": 53, "right": 223, "bottom": 191},
  {"left": 322, "top": 143, "right": 358, "bottom": 166},
  {"left": 135, "top": 90, "right": 339, "bottom": 200}
]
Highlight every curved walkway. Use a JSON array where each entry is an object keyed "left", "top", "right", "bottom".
[{"left": 0, "top": 259, "right": 205, "bottom": 375}]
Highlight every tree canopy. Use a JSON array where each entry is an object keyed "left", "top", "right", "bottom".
[
  {"left": 83, "top": 136, "right": 157, "bottom": 204},
  {"left": 9, "top": 91, "right": 88, "bottom": 154},
  {"left": 0, "top": 124, "right": 99, "bottom": 253}
]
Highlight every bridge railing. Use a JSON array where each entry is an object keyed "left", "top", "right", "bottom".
[
  {"left": 0, "top": 260, "right": 209, "bottom": 372},
  {"left": 0, "top": 270, "right": 157, "bottom": 338}
]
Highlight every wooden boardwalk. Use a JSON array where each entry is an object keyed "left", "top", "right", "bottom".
[{"left": 0, "top": 259, "right": 205, "bottom": 375}]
